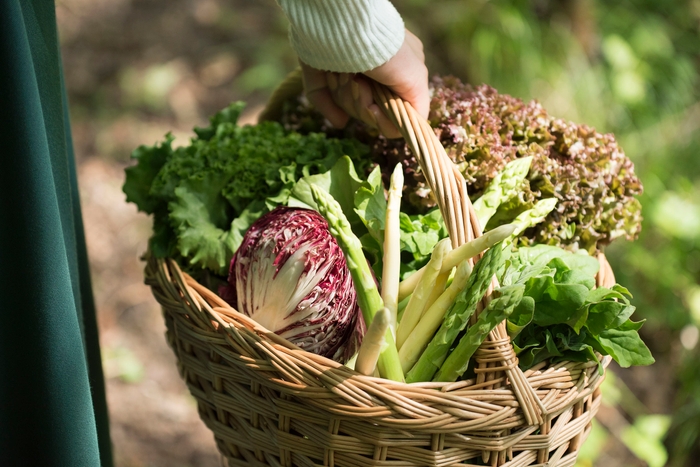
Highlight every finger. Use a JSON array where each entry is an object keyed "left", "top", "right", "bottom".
[
  {"left": 338, "top": 73, "right": 351, "bottom": 87},
  {"left": 330, "top": 74, "right": 367, "bottom": 121},
  {"left": 368, "top": 104, "right": 402, "bottom": 139},
  {"left": 300, "top": 65, "right": 350, "bottom": 128},
  {"left": 353, "top": 76, "right": 402, "bottom": 137},
  {"left": 330, "top": 80, "right": 360, "bottom": 120},
  {"left": 350, "top": 77, "right": 376, "bottom": 124},
  {"left": 335, "top": 74, "right": 402, "bottom": 137},
  {"left": 307, "top": 87, "right": 350, "bottom": 129},
  {"left": 326, "top": 72, "right": 339, "bottom": 92}
]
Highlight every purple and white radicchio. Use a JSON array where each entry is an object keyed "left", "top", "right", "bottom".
[{"left": 219, "top": 206, "right": 361, "bottom": 361}]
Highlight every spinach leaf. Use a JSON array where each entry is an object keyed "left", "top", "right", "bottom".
[
  {"left": 593, "top": 320, "right": 655, "bottom": 367},
  {"left": 503, "top": 245, "right": 653, "bottom": 371}
]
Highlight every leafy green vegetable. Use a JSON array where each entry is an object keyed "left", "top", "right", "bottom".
[
  {"left": 124, "top": 134, "right": 174, "bottom": 215},
  {"left": 531, "top": 279, "right": 589, "bottom": 330},
  {"left": 399, "top": 210, "right": 446, "bottom": 256},
  {"left": 397, "top": 209, "right": 449, "bottom": 281},
  {"left": 591, "top": 320, "right": 655, "bottom": 367},
  {"left": 354, "top": 166, "right": 388, "bottom": 245},
  {"left": 169, "top": 186, "right": 242, "bottom": 271},
  {"left": 289, "top": 155, "right": 364, "bottom": 228},
  {"left": 427, "top": 79, "right": 644, "bottom": 255},
  {"left": 473, "top": 157, "right": 533, "bottom": 228},
  {"left": 276, "top": 77, "right": 644, "bottom": 254},
  {"left": 504, "top": 246, "right": 654, "bottom": 371},
  {"left": 506, "top": 296, "right": 535, "bottom": 338},
  {"left": 122, "top": 102, "right": 369, "bottom": 274}
]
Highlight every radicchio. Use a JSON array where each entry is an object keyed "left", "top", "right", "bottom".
[{"left": 219, "top": 207, "right": 361, "bottom": 361}]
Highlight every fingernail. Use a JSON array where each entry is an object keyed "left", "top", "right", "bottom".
[
  {"left": 351, "top": 80, "right": 360, "bottom": 100},
  {"left": 339, "top": 73, "right": 350, "bottom": 86},
  {"left": 327, "top": 74, "right": 338, "bottom": 91}
]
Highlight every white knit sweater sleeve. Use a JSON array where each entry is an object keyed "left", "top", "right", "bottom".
[{"left": 276, "top": 0, "right": 405, "bottom": 73}]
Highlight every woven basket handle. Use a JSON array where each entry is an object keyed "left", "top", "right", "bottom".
[
  {"left": 367, "top": 88, "right": 487, "bottom": 320},
  {"left": 261, "top": 69, "right": 546, "bottom": 424},
  {"left": 369, "top": 83, "right": 474, "bottom": 247}
]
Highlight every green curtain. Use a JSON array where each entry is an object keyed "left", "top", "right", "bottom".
[{"left": 0, "top": 1, "right": 113, "bottom": 465}]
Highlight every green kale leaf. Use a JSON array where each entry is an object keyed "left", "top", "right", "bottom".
[{"left": 122, "top": 102, "right": 370, "bottom": 274}]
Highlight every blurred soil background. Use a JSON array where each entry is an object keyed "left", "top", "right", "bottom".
[{"left": 56, "top": 0, "right": 700, "bottom": 466}]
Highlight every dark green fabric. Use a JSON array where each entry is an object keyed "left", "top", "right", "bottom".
[{"left": 0, "top": 1, "right": 113, "bottom": 465}]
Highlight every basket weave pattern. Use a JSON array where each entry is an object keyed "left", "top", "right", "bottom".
[{"left": 144, "top": 74, "right": 614, "bottom": 467}]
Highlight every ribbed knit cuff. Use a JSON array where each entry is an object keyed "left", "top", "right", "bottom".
[{"left": 277, "top": 0, "right": 405, "bottom": 73}]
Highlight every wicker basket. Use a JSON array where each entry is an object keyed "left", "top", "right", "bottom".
[{"left": 144, "top": 73, "right": 616, "bottom": 467}]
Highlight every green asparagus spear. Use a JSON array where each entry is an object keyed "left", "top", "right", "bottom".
[
  {"left": 510, "top": 198, "right": 558, "bottom": 238},
  {"left": 433, "top": 284, "right": 525, "bottom": 382},
  {"left": 473, "top": 157, "right": 533, "bottom": 228},
  {"left": 310, "top": 185, "right": 404, "bottom": 382},
  {"left": 405, "top": 243, "right": 506, "bottom": 383}
]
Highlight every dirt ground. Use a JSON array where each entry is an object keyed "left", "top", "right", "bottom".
[{"left": 58, "top": 0, "right": 670, "bottom": 465}]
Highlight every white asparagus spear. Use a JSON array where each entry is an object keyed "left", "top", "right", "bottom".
[
  {"left": 381, "top": 164, "right": 404, "bottom": 333},
  {"left": 355, "top": 307, "right": 392, "bottom": 376},
  {"left": 398, "top": 261, "right": 472, "bottom": 373},
  {"left": 398, "top": 223, "right": 516, "bottom": 301},
  {"left": 396, "top": 238, "right": 451, "bottom": 350}
]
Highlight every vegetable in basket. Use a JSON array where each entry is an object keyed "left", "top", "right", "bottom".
[
  {"left": 219, "top": 206, "right": 362, "bottom": 362},
  {"left": 399, "top": 242, "right": 654, "bottom": 383},
  {"left": 405, "top": 242, "right": 506, "bottom": 383},
  {"left": 434, "top": 284, "right": 525, "bottom": 382},
  {"left": 123, "top": 102, "right": 370, "bottom": 275},
  {"left": 310, "top": 184, "right": 404, "bottom": 382},
  {"left": 124, "top": 83, "right": 653, "bottom": 382},
  {"left": 355, "top": 307, "right": 391, "bottom": 376},
  {"left": 398, "top": 259, "right": 472, "bottom": 373},
  {"left": 500, "top": 245, "right": 655, "bottom": 372}
]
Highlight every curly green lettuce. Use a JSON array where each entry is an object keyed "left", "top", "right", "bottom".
[{"left": 123, "top": 102, "right": 369, "bottom": 274}]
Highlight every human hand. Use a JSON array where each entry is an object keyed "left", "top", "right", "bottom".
[{"left": 300, "top": 30, "right": 429, "bottom": 139}]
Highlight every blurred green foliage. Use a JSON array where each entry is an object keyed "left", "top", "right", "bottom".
[
  {"left": 102, "top": 346, "right": 145, "bottom": 384},
  {"left": 389, "top": 0, "right": 700, "bottom": 464}
]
